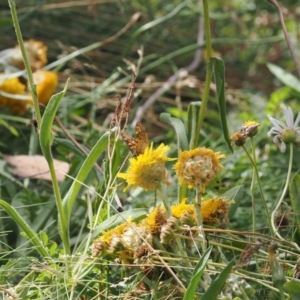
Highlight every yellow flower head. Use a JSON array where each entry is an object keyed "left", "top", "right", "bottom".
[
  {"left": 201, "top": 197, "right": 230, "bottom": 225},
  {"left": 118, "top": 143, "right": 175, "bottom": 191},
  {"left": 34, "top": 70, "right": 58, "bottom": 104},
  {"left": 173, "top": 147, "right": 225, "bottom": 189},
  {"left": 0, "top": 70, "right": 57, "bottom": 115},
  {"left": 140, "top": 205, "right": 167, "bottom": 234},
  {"left": 99, "top": 219, "right": 132, "bottom": 250},
  {"left": 95, "top": 218, "right": 153, "bottom": 257},
  {"left": 171, "top": 199, "right": 195, "bottom": 220},
  {"left": 172, "top": 197, "right": 231, "bottom": 225},
  {"left": 0, "top": 76, "right": 31, "bottom": 115}
]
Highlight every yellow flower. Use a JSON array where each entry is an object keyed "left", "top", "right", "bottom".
[
  {"left": 0, "top": 77, "right": 27, "bottom": 107},
  {"left": 118, "top": 143, "right": 175, "bottom": 191},
  {"left": 201, "top": 197, "right": 230, "bottom": 224},
  {"left": 33, "top": 70, "right": 58, "bottom": 104},
  {"left": 171, "top": 199, "right": 195, "bottom": 220},
  {"left": 0, "top": 76, "right": 31, "bottom": 115},
  {"left": 171, "top": 197, "right": 231, "bottom": 225},
  {"left": 0, "top": 70, "right": 57, "bottom": 115},
  {"left": 140, "top": 206, "right": 167, "bottom": 234},
  {"left": 99, "top": 219, "right": 132, "bottom": 248},
  {"left": 173, "top": 147, "right": 225, "bottom": 189}
]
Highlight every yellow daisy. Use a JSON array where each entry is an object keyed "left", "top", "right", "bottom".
[
  {"left": 118, "top": 143, "right": 175, "bottom": 191},
  {"left": 173, "top": 147, "right": 225, "bottom": 189}
]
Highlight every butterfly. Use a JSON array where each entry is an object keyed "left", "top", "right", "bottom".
[{"left": 121, "top": 122, "right": 149, "bottom": 156}]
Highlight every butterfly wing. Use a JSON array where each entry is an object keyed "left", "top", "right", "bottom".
[
  {"left": 135, "top": 122, "right": 149, "bottom": 155},
  {"left": 121, "top": 132, "right": 137, "bottom": 155}
]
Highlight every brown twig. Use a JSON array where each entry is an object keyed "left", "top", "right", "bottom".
[{"left": 267, "top": 0, "right": 300, "bottom": 78}]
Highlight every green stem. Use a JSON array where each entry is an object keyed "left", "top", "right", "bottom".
[
  {"left": 8, "top": 0, "right": 41, "bottom": 126},
  {"left": 49, "top": 159, "right": 70, "bottom": 254},
  {"left": 192, "top": 0, "right": 213, "bottom": 148},
  {"left": 157, "top": 184, "right": 172, "bottom": 217},
  {"left": 202, "top": 0, "right": 213, "bottom": 59},
  {"left": 193, "top": 186, "right": 206, "bottom": 251},
  {"left": 242, "top": 145, "right": 273, "bottom": 235},
  {"left": 250, "top": 137, "right": 256, "bottom": 232},
  {"left": 271, "top": 144, "right": 293, "bottom": 240}
]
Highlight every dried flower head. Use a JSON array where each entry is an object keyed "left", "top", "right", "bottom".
[
  {"left": 242, "top": 121, "right": 260, "bottom": 137},
  {"left": 173, "top": 147, "right": 225, "bottom": 189},
  {"left": 10, "top": 39, "right": 47, "bottom": 71},
  {"left": 230, "top": 131, "right": 247, "bottom": 146},
  {"left": 160, "top": 216, "right": 178, "bottom": 244}
]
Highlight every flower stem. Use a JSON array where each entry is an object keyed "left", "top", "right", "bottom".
[
  {"left": 192, "top": 0, "right": 213, "bottom": 148},
  {"left": 271, "top": 144, "right": 293, "bottom": 240},
  {"left": 250, "top": 137, "right": 256, "bottom": 232},
  {"left": 242, "top": 145, "right": 273, "bottom": 235},
  {"left": 193, "top": 186, "right": 206, "bottom": 251},
  {"left": 8, "top": 0, "right": 41, "bottom": 126},
  {"left": 157, "top": 184, "right": 172, "bottom": 217}
]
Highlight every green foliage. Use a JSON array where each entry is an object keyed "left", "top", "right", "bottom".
[
  {"left": 184, "top": 247, "right": 212, "bottom": 300},
  {"left": 1, "top": 0, "right": 300, "bottom": 299}
]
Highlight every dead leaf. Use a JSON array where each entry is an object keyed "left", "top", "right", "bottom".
[{"left": 4, "top": 155, "right": 70, "bottom": 182}]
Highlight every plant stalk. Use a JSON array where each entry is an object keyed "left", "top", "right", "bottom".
[{"left": 192, "top": 0, "right": 213, "bottom": 148}]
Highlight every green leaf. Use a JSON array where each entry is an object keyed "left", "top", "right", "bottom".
[
  {"left": 0, "top": 118, "right": 19, "bottom": 136},
  {"left": 160, "top": 113, "right": 189, "bottom": 151},
  {"left": 267, "top": 63, "right": 300, "bottom": 93},
  {"left": 49, "top": 242, "right": 58, "bottom": 256},
  {"left": 55, "top": 137, "right": 90, "bottom": 158},
  {"left": 40, "top": 79, "right": 69, "bottom": 163},
  {"left": 40, "top": 231, "right": 48, "bottom": 245},
  {"left": 289, "top": 173, "right": 300, "bottom": 241},
  {"left": 0, "top": 18, "right": 13, "bottom": 26},
  {"left": 201, "top": 260, "right": 234, "bottom": 300},
  {"left": 16, "top": 270, "right": 36, "bottom": 299},
  {"left": 224, "top": 185, "right": 244, "bottom": 220},
  {"left": 62, "top": 128, "right": 117, "bottom": 215},
  {"left": 212, "top": 57, "right": 233, "bottom": 153},
  {"left": 183, "top": 247, "right": 212, "bottom": 300},
  {"left": 284, "top": 280, "right": 300, "bottom": 300},
  {"left": 187, "top": 102, "right": 201, "bottom": 149},
  {"left": 0, "top": 199, "right": 49, "bottom": 257}
]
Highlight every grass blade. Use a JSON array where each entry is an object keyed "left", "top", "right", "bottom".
[
  {"left": 202, "top": 260, "right": 234, "bottom": 300},
  {"left": 212, "top": 57, "right": 233, "bottom": 153},
  {"left": 183, "top": 247, "right": 212, "bottom": 300}
]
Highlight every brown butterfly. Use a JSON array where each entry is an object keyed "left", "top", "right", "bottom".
[{"left": 121, "top": 122, "right": 149, "bottom": 156}]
